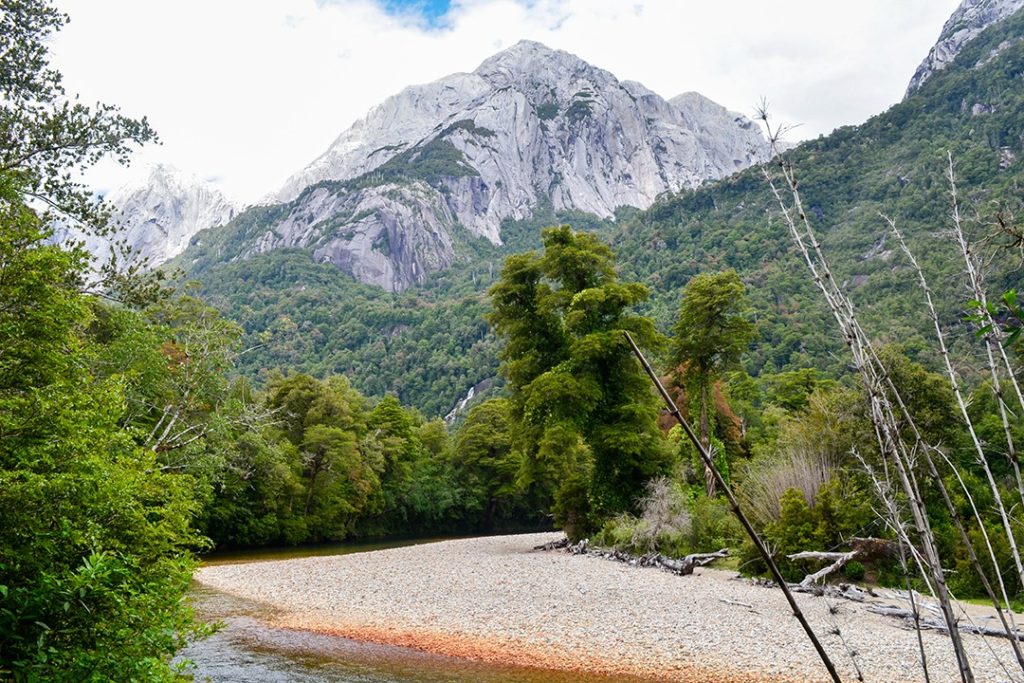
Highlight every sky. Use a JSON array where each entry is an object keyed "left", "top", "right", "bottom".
[{"left": 49, "top": 0, "right": 962, "bottom": 205}]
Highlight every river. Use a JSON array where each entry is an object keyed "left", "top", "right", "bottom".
[{"left": 176, "top": 538, "right": 647, "bottom": 683}]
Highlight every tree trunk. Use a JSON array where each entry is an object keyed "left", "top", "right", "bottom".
[{"left": 700, "top": 383, "right": 715, "bottom": 496}]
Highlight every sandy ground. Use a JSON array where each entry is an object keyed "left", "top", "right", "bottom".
[{"left": 194, "top": 532, "right": 1023, "bottom": 682}]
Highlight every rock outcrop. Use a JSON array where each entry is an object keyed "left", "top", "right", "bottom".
[
  {"left": 245, "top": 41, "right": 769, "bottom": 291},
  {"left": 906, "top": 0, "right": 1024, "bottom": 96}
]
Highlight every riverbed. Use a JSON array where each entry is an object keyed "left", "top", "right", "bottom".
[
  {"left": 178, "top": 536, "right": 652, "bottom": 683},
  {"left": 188, "top": 533, "right": 1023, "bottom": 683}
]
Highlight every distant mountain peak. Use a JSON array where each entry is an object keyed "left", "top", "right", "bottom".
[
  {"left": 906, "top": 0, "right": 1024, "bottom": 95},
  {"left": 64, "top": 163, "right": 239, "bottom": 268},
  {"left": 475, "top": 40, "right": 584, "bottom": 71},
  {"left": 244, "top": 43, "right": 771, "bottom": 291}
]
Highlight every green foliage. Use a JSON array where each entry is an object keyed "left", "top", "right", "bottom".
[
  {"left": 202, "top": 374, "right": 546, "bottom": 547},
  {"left": 673, "top": 270, "right": 756, "bottom": 377},
  {"left": 452, "top": 399, "right": 540, "bottom": 529},
  {"left": 565, "top": 98, "right": 593, "bottom": 124},
  {"left": 0, "top": 4, "right": 204, "bottom": 678},
  {"left": 489, "top": 226, "right": 671, "bottom": 536},
  {"left": 760, "top": 480, "right": 876, "bottom": 582},
  {"left": 0, "top": 181, "right": 204, "bottom": 680},
  {"left": 442, "top": 119, "right": 497, "bottom": 139},
  {"left": 536, "top": 101, "right": 559, "bottom": 120},
  {"left": 185, "top": 250, "right": 498, "bottom": 417}
]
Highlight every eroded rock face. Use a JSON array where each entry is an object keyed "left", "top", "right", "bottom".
[
  {"left": 246, "top": 183, "right": 455, "bottom": 292},
  {"left": 255, "top": 41, "right": 769, "bottom": 291},
  {"left": 61, "top": 164, "right": 238, "bottom": 267},
  {"left": 906, "top": 0, "right": 1024, "bottom": 96}
]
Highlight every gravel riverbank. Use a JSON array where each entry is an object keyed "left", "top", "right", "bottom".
[{"left": 194, "top": 532, "right": 1021, "bottom": 682}]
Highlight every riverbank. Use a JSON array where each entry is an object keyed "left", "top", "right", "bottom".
[{"left": 194, "top": 532, "right": 1020, "bottom": 682}]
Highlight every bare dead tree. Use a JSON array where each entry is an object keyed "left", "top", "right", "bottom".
[
  {"left": 885, "top": 211, "right": 1024, "bottom": 666},
  {"left": 756, "top": 107, "right": 976, "bottom": 683}
]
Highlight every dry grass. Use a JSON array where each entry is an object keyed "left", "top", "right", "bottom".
[{"left": 737, "top": 449, "right": 837, "bottom": 529}]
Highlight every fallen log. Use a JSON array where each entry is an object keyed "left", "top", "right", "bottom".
[
  {"left": 538, "top": 538, "right": 729, "bottom": 576},
  {"left": 533, "top": 536, "right": 570, "bottom": 551},
  {"left": 788, "top": 550, "right": 860, "bottom": 587},
  {"left": 866, "top": 604, "right": 1024, "bottom": 642},
  {"left": 786, "top": 537, "right": 898, "bottom": 587}
]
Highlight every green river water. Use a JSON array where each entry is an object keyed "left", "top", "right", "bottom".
[{"left": 176, "top": 538, "right": 651, "bottom": 683}]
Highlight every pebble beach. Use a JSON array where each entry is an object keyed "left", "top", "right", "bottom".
[{"left": 194, "top": 533, "right": 1022, "bottom": 682}]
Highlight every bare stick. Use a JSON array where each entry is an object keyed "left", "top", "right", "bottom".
[
  {"left": 886, "top": 212, "right": 1024, "bottom": 671},
  {"left": 624, "top": 331, "right": 843, "bottom": 683}
]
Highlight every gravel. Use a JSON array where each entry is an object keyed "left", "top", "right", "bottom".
[{"left": 194, "top": 532, "right": 1021, "bottom": 682}]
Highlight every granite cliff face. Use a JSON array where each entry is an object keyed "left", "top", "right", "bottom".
[
  {"left": 65, "top": 164, "right": 238, "bottom": 267},
  {"left": 239, "top": 41, "right": 770, "bottom": 291},
  {"left": 906, "top": 0, "right": 1024, "bottom": 95}
]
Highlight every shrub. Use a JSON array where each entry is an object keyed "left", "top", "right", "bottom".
[{"left": 738, "top": 449, "right": 837, "bottom": 529}]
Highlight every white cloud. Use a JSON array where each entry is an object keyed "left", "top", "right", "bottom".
[{"left": 50, "top": 0, "right": 961, "bottom": 204}]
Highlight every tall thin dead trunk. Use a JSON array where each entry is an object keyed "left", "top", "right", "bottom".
[
  {"left": 757, "top": 111, "right": 976, "bottom": 682},
  {"left": 625, "top": 332, "right": 843, "bottom": 683},
  {"left": 699, "top": 383, "right": 716, "bottom": 496},
  {"left": 886, "top": 211, "right": 1024, "bottom": 668}
]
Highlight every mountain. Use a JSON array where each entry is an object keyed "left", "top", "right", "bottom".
[
  {"left": 63, "top": 164, "right": 238, "bottom": 267},
  {"left": 186, "top": 41, "right": 769, "bottom": 292},
  {"left": 188, "top": 4, "right": 1024, "bottom": 420},
  {"left": 906, "top": 0, "right": 1024, "bottom": 95}
]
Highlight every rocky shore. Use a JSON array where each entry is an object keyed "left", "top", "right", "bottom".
[{"left": 194, "top": 532, "right": 1021, "bottom": 682}]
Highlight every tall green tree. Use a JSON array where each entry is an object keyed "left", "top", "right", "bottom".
[
  {"left": 673, "top": 270, "right": 755, "bottom": 495},
  {"left": 0, "top": 176, "right": 204, "bottom": 680},
  {"left": 489, "top": 226, "right": 670, "bottom": 536},
  {"left": 0, "top": 3, "right": 204, "bottom": 678}
]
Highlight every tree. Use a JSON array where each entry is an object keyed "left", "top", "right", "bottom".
[
  {"left": 452, "top": 398, "right": 521, "bottom": 529},
  {"left": 0, "top": 0, "right": 154, "bottom": 227},
  {"left": 0, "top": 3, "right": 204, "bottom": 677},
  {"left": 0, "top": 176, "right": 204, "bottom": 680},
  {"left": 489, "top": 226, "right": 671, "bottom": 536},
  {"left": 673, "top": 270, "right": 755, "bottom": 495}
]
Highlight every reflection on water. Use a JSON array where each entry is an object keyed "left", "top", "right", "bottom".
[{"left": 179, "top": 541, "right": 650, "bottom": 683}]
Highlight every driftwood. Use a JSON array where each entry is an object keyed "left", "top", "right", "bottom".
[
  {"left": 719, "top": 597, "right": 754, "bottom": 609},
  {"left": 533, "top": 537, "right": 570, "bottom": 552},
  {"left": 751, "top": 576, "right": 877, "bottom": 602},
  {"left": 535, "top": 536, "right": 728, "bottom": 576},
  {"left": 787, "top": 537, "right": 899, "bottom": 587},
  {"left": 866, "top": 604, "right": 1024, "bottom": 642}
]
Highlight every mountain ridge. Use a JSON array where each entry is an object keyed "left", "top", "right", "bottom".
[
  {"left": 179, "top": 40, "right": 771, "bottom": 291},
  {"left": 906, "top": 0, "right": 1024, "bottom": 95},
  {"left": 186, "top": 3, "right": 1024, "bottom": 418},
  {"left": 56, "top": 163, "right": 238, "bottom": 268}
]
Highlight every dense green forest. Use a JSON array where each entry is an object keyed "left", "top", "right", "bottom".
[
  {"left": 4, "top": 0, "right": 1024, "bottom": 679},
  {"left": 179, "top": 6, "right": 1024, "bottom": 420}
]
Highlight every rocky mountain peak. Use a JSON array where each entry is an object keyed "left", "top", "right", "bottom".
[
  {"left": 906, "top": 0, "right": 1024, "bottom": 95},
  {"left": 62, "top": 163, "right": 238, "bottom": 268},
  {"left": 215, "top": 42, "right": 773, "bottom": 292},
  {"left": 474, "top": 40, "right": 612, "bottom": 88}
]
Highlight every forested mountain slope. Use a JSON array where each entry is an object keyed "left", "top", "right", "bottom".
[
  {"left": 615, "top": 5, "right": 1024, "bottom": 376},
  {"left": 178, "top": 41, "right": 768, "bottom": 293},
  {"left": 188, "top": 6, "right": 1024, "bottom": 418}
]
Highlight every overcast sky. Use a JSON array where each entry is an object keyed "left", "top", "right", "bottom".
[{"left": 50, "top": 0, "right": 962, "bottom": 204}]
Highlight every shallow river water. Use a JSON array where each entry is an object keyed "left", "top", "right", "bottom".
[{"left": 177, "top": 538, "right": 647, "bottom": 683}]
